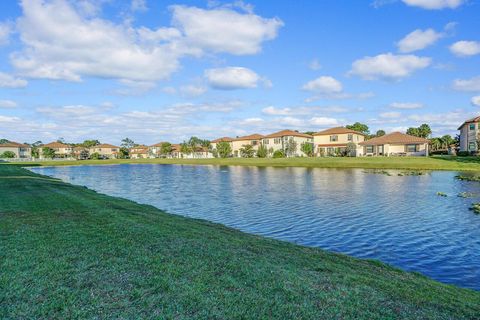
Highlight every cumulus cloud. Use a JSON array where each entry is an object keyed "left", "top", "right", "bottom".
[
  {"left": 380, "top": 111, "right": 402, "bottom": 118},
  {"left": 0, "top": 100, "right": 17, "bottom": 108},
  {"left": 204, "top": 67, "right": 263, "bottom": 90},
  {"left": 262, "top": 105, "right": 353, "bottom": 116},
  {"left": 450, "top": 41, "right": 480, "bottom": 57},
  {"left": 397, "top": 28, "right": 443, "bottom": 53},
  {"left": 0, "top": 23, "right": 11, "bottom": 45},
  {"left": 131, "top": 0, "right": 148, "bottom": 12},
  {"left": 10, "top": 0, "right": 282, "bottom": 83},
  {"left": 0, "top": 72, "right": 28, "bottom": 88},
  {"left": 170, "top": 5, "right": 283, "bottom": 55},
  {"left": 179, "top": 85, "right": 208, "bottom": 97},
  {"left": 402, "top": 0, "right": 465, "bottom": 9},
  {"left": 452, "top": 76, "right": 480, "bottom": 92},
  {"left": 471, "top": 96, "right": 480, "bottom": 107},
  {"left": 309, "top": 117, "right": 339, "bottom": 126},
  {"left": 302, "top": 76, "right": 343, "bottom": 94},
  {"left": 389, "top": 102, "right": 423, "bottom": 109},
  {"left": 349, "top": 53, "right": 431, "bottom": 80}
]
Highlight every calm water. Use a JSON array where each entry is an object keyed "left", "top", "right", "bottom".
[{"left": 29, "top": 164, "right": 480, "bottom": 290}]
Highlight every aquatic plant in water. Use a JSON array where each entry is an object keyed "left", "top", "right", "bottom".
[
  {"left": 436, "top": 192, "right": 447, "bottom": 197},
  {"left": 455, "top": 175, "right": 480, "bottom": 182},
  {"left": 458, "top": 192, "right": 476, "bottom": 198},
  {"left": 469, "top": 203, "right": 480, "bottom": 214}
]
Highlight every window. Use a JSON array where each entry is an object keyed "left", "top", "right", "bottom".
[
  {"left": 252, "top": 140, "right": 258, "bottom": 146},
  {"left": 470, "top": 123, "right": 476, "bottom": 130},
  {"left": 263, "top": 139, "right": 269, "bottom": 145},
  {"left": 365, "top": 146, "right": 374, "bottom": 153},
  {"left": 406, "top": 144, "right": 418, "bottom": 152},
  {"left": 469, "top": 142, "right": 476, "bottom": 151},
  {"left": 274, "top": 138, "right": 281, "bottom": 144},
  {"left": 347, "top": 134, "right": 353, "bottom": 141},
  {"left": 330, "top": 135, "right": 338, "bottom": 142}
]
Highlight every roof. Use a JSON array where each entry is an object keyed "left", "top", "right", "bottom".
[
  {"left": 211, "top": 137, "right": 234, "bottom": 143},
  {"left": 130, "top": 145, "right": 148, "bottom": 153},
  {"left": 43, "top": 142, "right": 71, "bottom": 148},
  {"left": 93, "top": 144, "right": 119, "bottom": 149},
  {"left": 359, "top": 132, "right": 429, "bottom": 146},
  {"left": 265, "top": 129, "right": 313, "bottom": 139},
  {"left": 233, "top": 134, "right": 265, "bottom": 141},
  {"left": 313, "top": 127, "right": 367, "bottom": 136},
  {"left": 150, "top": 142, "right": 168, "bottom": 147},
  {"left": 458, "top": 116, "right": 480, "bottom": 130},
  {"left": 0, "top": 141, "right": 29, "bottom": 148},
  {"left": 317, "top": 143, "right": 350, "bottom": 147}
]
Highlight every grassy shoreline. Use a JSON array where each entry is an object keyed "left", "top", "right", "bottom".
[
  {"left": 1, "top": 165, "right": 480, "bottom": 319},
  {"left": 7, "top": 155, "right": 480, "bottom": 171}
]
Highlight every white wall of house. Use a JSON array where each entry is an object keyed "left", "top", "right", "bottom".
[
  {"left": 362, "top": 143, "right": 427, "bottom": 156},
  {"left": 262, "top": 136, "right": 313, "bottom": 157},
  {"left": 314, "top": 133, "right": 365, "bottom": 156}
]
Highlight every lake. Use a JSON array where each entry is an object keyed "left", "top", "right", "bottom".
[{"left": 29, "top": 164, "right": 480, "bottom": 290}]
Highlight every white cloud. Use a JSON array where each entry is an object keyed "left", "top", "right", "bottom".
[
  {"left": 302, "top": 76, "right": 343, "bottom": 93},
  {"left": 11, "top": 0, "right": 282, "bottom": 84},
  {"left": 308, "top": 59, "right": 321, "bottom": 70},
  {"left": 397, "top": 28, "right": 443, "bottom": 53},
  {"left": 450, "top": 41, "right": 480, "bottom": 57},
  {"left": 0, "top": 100, "right": 17, "bottom": 108},
  {"left": 170, "top": 5, "right": 283, "bottom": 55},
  {"left": 309, "top": 117, "right": 339, "bottom": 126},
  {"left": 262, "top": 106, "right": 292, "bottom": 115},
  {"left": 115, "top": 79, "right": 156, "bottom": 95},
  {"left": 0, "top": 72, "right": 28, "bottom": 88},
  {"left": 402, "top": 0, "right": 465, "bottom": 9},
  {"left": 262, "top": 105, "right": 351, "bottom": 116},
  {"left": 0, "top": 23, "right": 11, "bottom": 46},
  {"left": 380, "top": 111, "right": 402, "bottom": 118},
  {"left": 179, "top": 85, "right": 207, "bottom": 97},
  {"left": 204, "top": 67, "right": 262, "bottom": 90},
  {"left": 131, "top": 0, "right": 148, "bottom": 12},
  {"left": 0, "top": 115, "right": 21, "bottom": 123},
  {"left": 349, "top": 53, "right": 431, "bottom": 80},
  {"left": 390, "top": 102, "right": 423, "bottom": 109},
  {"left": 452, "top": 76, "right": 480, "bottom": 92},
  {"left": 471, "top": 96, "right": 480, "bottom": 107}
]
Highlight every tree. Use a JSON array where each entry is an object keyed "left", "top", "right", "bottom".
[
  {"left": 121, "top": 138, "right": 136, "bottom": 149},
  {"left": 82, "top": 140, "right": 100, "bottom": 148},
  {"left": 284, "top": 139, "right": 298, "bottom": 157},
  {"left": 160, "top": 142, "right": 172, "bottom": 157},
  {"left": 118, "top": 147, "right": 129, "bottom": 159},
  {"left": 376, "top": 130, "right": 385, "bottom": 137},
  {"left": 216, "top": 141, "right": 232, "bottom": 158},
  {"left": 407, "top": 124, "right": 431, "bottom": 139},
  {"left": 239, "top": 144, "right": 255, "bottom": 158},
  {"left": 430, "top": 137, "right": 442, "bottom": 151},
  {"left": 180, "top": 142, "right": 191, "bottom": 158},
  {"left": 346, "top": 142, "right": 357, "bottom": 157},
  {"left": 0, "top": 139, "right": 10, "bottom": 144},
  {"left": 187, "top": 136, "right": 202, "bottom": 158},
  {"left": 441, "top": 135, "right": 454, "bottom": 149},
  {"left": 300, "top": 142, "right": 314, "bottom": 157},
  {"left": 256, "top": 144, "right": 268, "bottom": 158},
  {"left": 0, "top": 151, "right": 16, "bottom": 158},
  {"left": 41, "top": 147, "right": 56, "bottom": 159},
  {"left": 303, "top": 131, "right": 316, "bottom": 136},
  {"left": 200, "top": 139, "right": 211, "bottom": 158},
  {"left": 90, "top": 152, "right": 101, "bottom": 160},
  {"left": 346, "top": 122, "right": 369, "bottom": 135}
]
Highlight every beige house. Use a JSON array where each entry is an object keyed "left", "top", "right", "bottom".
[
  {"left": 89, "top": 144, "right": 119, "bottom": 159},
  {"left": 211, "top": 137, "right": 234, "bottom": 157},
  {"left": 129, "top": 145, "right": 149, "bottom": 159},
  {"left": 359, "top": 132, "right": 429, "bottom": 156},
  {"left": 313, "top": 127, "right": 366, "bottom": 156},
  {"left": 41, "top": 142, "right": 73, "bottom": 158},
  {"left": 168, "top": 144, "right": 212, "bottom": 159},
  {"left": 458, "top": 116, "right": 480, "bottom": 152},
  {"left": 0, "top": 141, "right": 31, "bottom": 159},
  {"left": 262, "top": 130, "right": 313, "bottom": 157},
  {"left": 232, "top": 134, "right": 265, "bottom": 157}
]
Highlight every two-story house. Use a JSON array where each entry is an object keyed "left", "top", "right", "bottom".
[
  {"left": 40, "top": 142, "right": 73, "bottom": 158},
  {"left": 458, "top": 116, "right": 480, "bottom": 152},
  {"left": 231, "top": 134, "right": 265, "bottom": 157},
  {"left": 262, "top": 130, "right": 313, "bottom": 157},
  {"left": 89, "top": 144, "right": 119, "bottom": 159},
  {"left": 0, "top": 141, "right": 31, "bottom": 159},
  {"left": 313, "top": 127, "right": 366, "bottom": 156}
]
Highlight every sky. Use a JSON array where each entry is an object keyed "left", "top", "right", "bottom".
[{"left": 0, "top": 0, "right": 479, "bottom": 145}]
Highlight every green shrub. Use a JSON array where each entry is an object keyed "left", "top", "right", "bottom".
[
  {"left": 272, "top": 150, "right": 285, "bottom": 158},
  {"left": 0, "top": 151, "right": 16, "bottom": 158}
]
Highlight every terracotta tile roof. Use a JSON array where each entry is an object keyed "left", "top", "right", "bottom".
[
  {"left": 211, "top": 137, "right": 234, "bottom": 143},
  {"left": 264, "top": 129, "right": 313, "bottom": 139},
  {"left": 313, "top": 127, "right": 367, "bottom": 136},
  {"left": 233, "top": 134, "right": 265, "bottom": 141},
  {"left": 171, "top": 144, "right": 181, "bottom": 152},
  {"left": 94, "top": 144, "right": 119, "bottom": 149},
  {"left": 0, "top": 141, "right": 29, "bottom": 148},
  {"left": 43, "top": 142, "right": 71, "bottom": 148},
  {"left": 458, "top": 116, "right": 480, "bottom": 130},
  {"left": 129, "top": 145, "right": 149, "bottom": 154},
  {"left": 359, "top": 132, "right": 429, "bottom": 146},
  {"left": 150, "top": 142, "right": 168, "bottom": 147}
]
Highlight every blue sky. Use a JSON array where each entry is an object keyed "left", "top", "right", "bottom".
[{"left": 0, "top": 0, "right": 479, "bottom": 144}]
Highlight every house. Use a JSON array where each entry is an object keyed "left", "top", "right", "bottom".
[
  {"left": 359, "top": 132, "right": 429, "bottom": 156},
  {"left": 129, "top": 145, "right": 149, "bottom": 159},
  {"left": 40, "top": 142, "right": 73, "bottom": 158},
  {"left": 73, "top": 147, "right": 89, "bottom": 160},
  {"left": 211, "top": 137, "right": 234, "bottom": 156},
  {"left": 89, "top": 144, "right": 119, "bottom": 159},
  {"left": 231, "top": 134, "right": 265, "bottom": 157},
  {"left": 149, "top": 142, "right": 166, "bottom": 158},
  {"left": 458, "top": 116, "right": 480, "bottom": 152},
  {"left": 0, "top": 141, "right": 31, "bottom": 159},
  {"left": 262, "top": 130, "right": 313, "bottom": 157},
  {"left": 168, "top": 144, "right": 212, "bottom": 159},
  {"left": 313, "top": 127, "right": 366, "bottom": 156}
]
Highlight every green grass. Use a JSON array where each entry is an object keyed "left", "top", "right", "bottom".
[
  {"left": 1, "top": 165, "right": 479, "bottom": 319},
  {"left": 9, "top": 155, "right": 480, "bottom": 171}
]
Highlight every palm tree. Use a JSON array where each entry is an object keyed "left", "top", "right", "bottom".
[
  {"left": 200, "top": 139, "right": 211, "bottom": 158},
  {"left": 188, "top": 136, "right": 202, "bottom": 158}
]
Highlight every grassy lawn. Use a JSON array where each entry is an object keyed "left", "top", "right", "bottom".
[
  {"left": 9, "top": 155, "right": 480, "bottom": 171},
  {"left": 1, "top": 165, "right": 480, "bottom": 319}
]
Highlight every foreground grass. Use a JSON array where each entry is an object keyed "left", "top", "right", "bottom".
[
  {"left": 10, "top": 155, "right": 480, "bottom": 171},
  {"left": 1, "top": 165, "right": 479, "bottom": 319}
]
